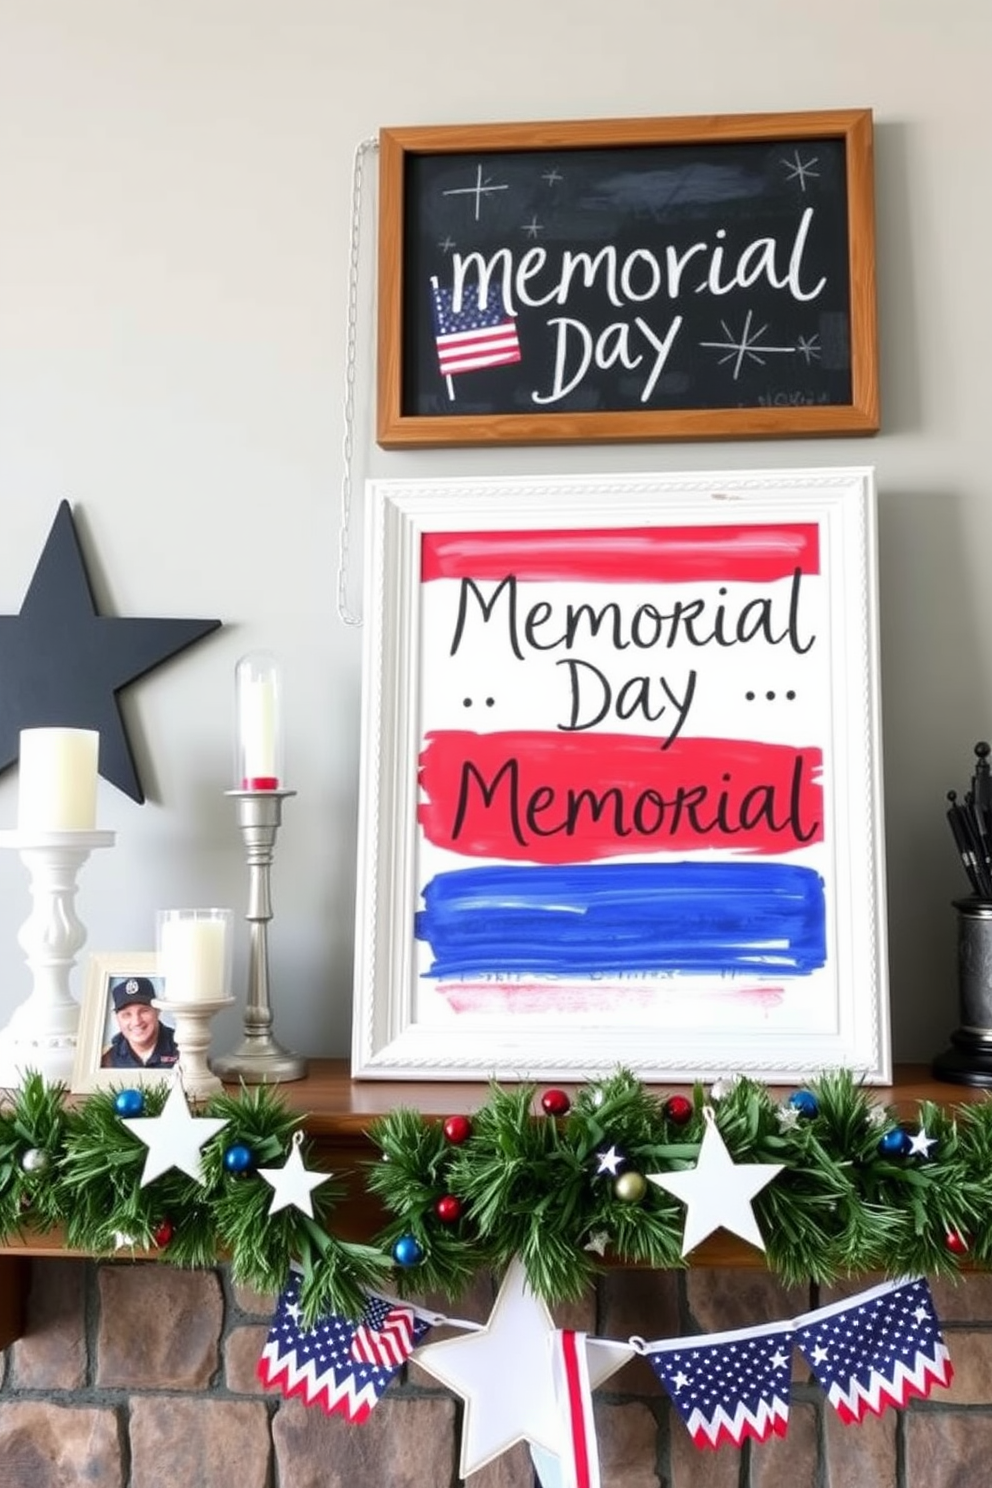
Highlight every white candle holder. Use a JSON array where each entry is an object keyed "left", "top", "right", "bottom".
[
  {"left": 0, "top": 828, "right": 115, "bottom": 1086},
  {"left": 154, "top": 995, "right": 235, "bottom": 1099}
]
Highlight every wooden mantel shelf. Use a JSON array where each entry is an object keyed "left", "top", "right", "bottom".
[{"left": 0, "top": 1062, "right": 983, "bottom": 1347}]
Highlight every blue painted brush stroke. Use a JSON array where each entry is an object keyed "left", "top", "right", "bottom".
[{"left": 415, "top": 860, "right": 826, "bottom": 979}]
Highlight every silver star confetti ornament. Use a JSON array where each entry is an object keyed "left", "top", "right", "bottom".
[
  {"left": 121, "top": 1078, "right": 229, "bottom": 1187},
  {"left": 257, "top": 1130, "right": 332, "bottom": 1218},
  {"left": 412, "top": 1254, "right": 632, "bottom": 1477},
  {"left": 647, "top": 1106, "right": 783, "bottom": 1255},
  {"left": 595, "top": 1145, "right": 624, "bottom": 1176}
]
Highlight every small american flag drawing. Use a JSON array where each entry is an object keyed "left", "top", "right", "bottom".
[
  {"left": 794, "top": 1276, "right": 952, "bottom": 1424},
  {"left": 430, "top": 276, "right": 521, "bottom": 391},
  {"left": 257, "top": 1273, "right": 432, "bottom": 1423},
  {"left": 350, "top": 1295, "right": 423, "bottom": 1369}
]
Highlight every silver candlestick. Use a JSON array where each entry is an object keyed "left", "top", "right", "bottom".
[{"left": 211, "top": 789, "right": 307, "bottom": 1083}]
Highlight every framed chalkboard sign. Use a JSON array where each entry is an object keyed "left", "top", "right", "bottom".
[
  {"left": 352, "top": 467, "right": 890, "bottom": 1084},
  {"left": 376, "top": 110, "right": 878, "bottom": 448}
]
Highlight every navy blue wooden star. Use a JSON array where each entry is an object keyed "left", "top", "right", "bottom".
[{"left": 0, "top": 502, "right": 221, "bottom": 803}]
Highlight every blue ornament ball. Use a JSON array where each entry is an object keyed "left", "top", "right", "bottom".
[
  {"left": 878, "top": 1126, "right": 910, "bottom": 1157},
  {"left": 392, "top": 1234, "right": 424, "bottom": 1268},
  {"left": 223, "top": 1143, "right": 254, "bottom": 1175},
  {"left": 788, "top": 1089, "right": 819, "bottom": 1118},
  {"left": 114, "top": 1088, "right": 145, "bottom": 1118}
]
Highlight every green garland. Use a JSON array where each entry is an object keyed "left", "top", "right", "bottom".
[
  {"left": 368, "top": 1069, "right": 992, "bottom": 1303},
  {"left": 4, "top": 1067, "right": 992, "bottom": 1320},
  {"left": 0, "top": 1074, "right": 389, "bottom": 1324}
]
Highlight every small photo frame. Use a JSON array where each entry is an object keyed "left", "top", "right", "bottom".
[{"left": 71, "top": 952, "right": 177, "bottom": 1092}]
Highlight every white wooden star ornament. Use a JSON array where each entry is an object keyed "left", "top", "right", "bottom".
[
  {"left": 412, "top": 1254, "right": 633, "bottom": 1477},
  {"left": 121, "top": 1077, "right": 229, "bottom": 1187},
  {"left": 647, "top": 1105, "right": 783, "bottom": 1255},
  {"left": 908, "top": 1127, "right": 937, "bottom": 1158},
  {"left": 257, "top": 1129, "right": 332, "bottom": 1218}
]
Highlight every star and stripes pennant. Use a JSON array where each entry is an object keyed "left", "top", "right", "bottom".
[
  {"left": 794, "top": 1276, "right": 953, "bottom": 1423},
  {"left": 257, "top": 1272, "right": 433, "bottom": 1423},
  {"left": 430, "top": 275, "right": 521, "bottom": 384},
  {"left": 640, "top": 1275, "right": 951, "bottom": 1450},
  {"left": 643, "top": 1319, "right": 794, "bottom": 1449}
]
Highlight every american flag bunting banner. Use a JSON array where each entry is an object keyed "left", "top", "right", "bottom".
[
  {"left": 643, "top": 1320, "right": 794, "bottom": 1449},
  {"left": 257, "top": 1273, "right": 433, "bottom": 1424},
  {"left": 794, "top": 1276, "right": 953, "bottom": 1424},
  {"left": 430, "top": 276, "right": 521, "bottom": 382}
]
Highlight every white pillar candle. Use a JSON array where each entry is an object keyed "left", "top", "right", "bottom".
[
  {"left": 18, "top": 727, "right": 99, "bottom": 831},
  {"left": 159, "top": 912, "right": 230, "bottom": 1004},
  {"left": 236, "top": 652, "right": 282, "bottom": 789}
]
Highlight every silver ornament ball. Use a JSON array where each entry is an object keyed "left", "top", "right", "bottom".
[
  {"left": 21, "top": 1147, "right": 50, "bottom": 1174},
  {"left": 614, "top": 1170, "right": 647, "bottom": 1204}
]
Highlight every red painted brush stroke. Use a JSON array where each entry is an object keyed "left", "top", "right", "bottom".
[
  {"left": 422, "top": 524, "right": 819, "bottom": 586},
  {"left": 418, "top": 730, "right": 823, "bottom": 863}
]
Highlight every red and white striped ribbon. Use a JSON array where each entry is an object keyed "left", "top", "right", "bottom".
[{"left": 550, "top": 1330, "right": 600, "bottom": 1488}]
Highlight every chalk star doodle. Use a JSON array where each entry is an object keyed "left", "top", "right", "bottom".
[
  {"left": 699, "top": 310, "right": 796, "bottom": 380},
  {"left": 442, "top": 163, "right": 509, "bottom": 221},
  {"left": 521, "top": 216, "right": 544, "bottom": 239},
  {"left": 541, "top": 166, "right": 563, "bottom": 186},
  {"left": 795, "top": 334, "right": 822, "bottom": 365},
  {"left": 781, "top": 150, "right": 820, "bottom": 192},
  {"left": 438, "top": 236, "right": 456, "bottom": 254}
]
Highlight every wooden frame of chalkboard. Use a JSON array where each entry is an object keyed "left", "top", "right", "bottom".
[
  {"left": 376, "top": 110, "right": 878, "bottom": 448},
  {"left": 351, "top": 467, "right": 891, "bottom": 1084}
]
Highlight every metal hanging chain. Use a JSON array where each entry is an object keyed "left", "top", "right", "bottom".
[{"left": 336, "top": 135, "right": 378, "bottom": 628}]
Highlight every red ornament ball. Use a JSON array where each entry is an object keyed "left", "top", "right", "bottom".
[
  {"left": 153, "top": 1220, "right": 174, "bottom": 1249},
  {"left": 665, "top": 1095, "right": 693, "bottom": 1126},
  {"left": 541, "top": 1088, "right": 571, "bottom": 1117},
  {"left": 945, "top": 1230, "right": 970, "bottom": 1255},
  {"left": 443, "top": 1114, "right": 472, "bottom": 1145},
  {"left": 434, "top": 1194, "right": 463, "bottom": 1224}
]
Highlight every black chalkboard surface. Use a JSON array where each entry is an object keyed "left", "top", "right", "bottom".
[{"left": 377, "top": 111, "right": 878, "bottom": 447}]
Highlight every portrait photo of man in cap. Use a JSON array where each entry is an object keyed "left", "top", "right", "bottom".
[{"left": 100, "top": 975, "right": 179, "bottom": 1070}]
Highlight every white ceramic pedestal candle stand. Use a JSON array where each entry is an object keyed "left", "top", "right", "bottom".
[
  {"left": 154, "top": 996, "right": 235, "bottom": 1100},
  {"left": 0, "top": 828, "right": 115, "bottom": 1086}
]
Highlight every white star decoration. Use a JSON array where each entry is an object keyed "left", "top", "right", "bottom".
[
  {"left": 258, "top": 1131, "right": 332, "bottom": 1218},
  {"left": 121, "top": 1079, "right": 229, "bottom": 1186},
  {"left": 647, "top": 1107, "right": 783, "bottom": 1255},
  {"left": 595, "top": 1145, "right": 624, "bottom": 1176},
  {"left": 908, "top": 1128, "right": 937, "bottom": 1158},
  {"left": 412, "top": 1255, "right": 632, "bottom": 1477}
]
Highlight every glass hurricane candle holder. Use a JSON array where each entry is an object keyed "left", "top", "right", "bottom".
[{"left": 235, "top": 651, "right": 283, "bottom": 791}]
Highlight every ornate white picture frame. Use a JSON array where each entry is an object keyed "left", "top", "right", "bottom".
[{"left": 352, "top": 467, "right": 890, "bottom": 1084}]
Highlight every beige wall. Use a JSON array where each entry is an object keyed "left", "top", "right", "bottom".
[{"left": 0, "top": 0, "right": 985, "bottom": 1062}]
